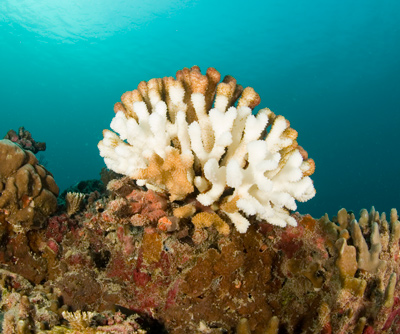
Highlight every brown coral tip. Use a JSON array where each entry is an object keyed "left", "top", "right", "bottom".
[
  {"left": 237, "top": 86, "right": 261, "bottom": 109},
  {"left": 302, "top": 158, "right": 316, "bottom": 177}
]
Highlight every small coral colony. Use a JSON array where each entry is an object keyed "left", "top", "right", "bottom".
[{"left": 0, "top": 67, "right": 399, "bottom": 334}]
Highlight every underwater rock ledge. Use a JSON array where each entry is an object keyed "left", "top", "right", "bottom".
[{"left": 0, "top": 175, "right": 399, "bottom": 333}]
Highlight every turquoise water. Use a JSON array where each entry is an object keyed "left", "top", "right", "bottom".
[{"left": 1, "top": 0, "right": 399, "bottom": 219}]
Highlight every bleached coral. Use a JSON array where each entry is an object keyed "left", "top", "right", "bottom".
[{"left": 98, "top": 66, "right": 316, "bottom": 232}]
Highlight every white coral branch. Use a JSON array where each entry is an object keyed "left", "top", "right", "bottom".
[{"left": 98, "top": 66, "right": 316, "bottom": 233}]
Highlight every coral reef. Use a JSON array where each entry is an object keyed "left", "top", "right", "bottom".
[
  {"left": 98, "top": 66, "right": 316, "bottom": 232},
  {"left": 0, "top": 139, "right": 59, "bottom": 233},
  {"left": 0, "top": 172, "right": 398, "bottom": 333},
  {"left": 0, "top": 67, "right": 398, "bottom": 334},
  {"left": 3, "top": 127, "right": 46, "bottom": 153},
  {"left": 0, "top": 269, "right": 146, "bottom": 333}
]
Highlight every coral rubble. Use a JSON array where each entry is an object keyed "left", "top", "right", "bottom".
[{"left": 98, "top": 66, "right": 316, "bottom": 232}]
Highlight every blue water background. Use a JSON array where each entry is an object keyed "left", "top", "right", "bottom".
[{"left": 1, "top": 0, "right": 399, "bottom": 219}]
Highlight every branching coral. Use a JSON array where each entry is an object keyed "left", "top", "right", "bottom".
[
  {"left": 320, "top": 207, "right": 400, "bottom": 333},
  {"left": 99, "top": 66, "right": 315, "bottom": 232}
]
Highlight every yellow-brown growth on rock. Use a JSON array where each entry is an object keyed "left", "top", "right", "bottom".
[
  {"left": 134, "top": 148, "right": 194, "bottom": 202},
  {"left": 192, "top": 212, "right": 230, "bottom": 235}
]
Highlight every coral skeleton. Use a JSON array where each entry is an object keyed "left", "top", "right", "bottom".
[{"left": 98, "top": 66, "right": 316, "bottom": 232}]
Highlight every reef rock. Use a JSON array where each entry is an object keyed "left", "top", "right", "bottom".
[{"left": 0, "top": 176, "right": 398, "bottom": 333}]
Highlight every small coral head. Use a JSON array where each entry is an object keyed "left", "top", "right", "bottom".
[{"left": 98, "top": 66, "right": 316, "bottom": 232}]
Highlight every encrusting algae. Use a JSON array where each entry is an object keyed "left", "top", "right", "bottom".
[{"left": 0, "top": 67, "right": 399, "bottom": 334}]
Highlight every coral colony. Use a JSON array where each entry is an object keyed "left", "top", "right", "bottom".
[
  {"left": 0, "top": 67, "right": 398, "bottom": 334},
  {"left": 98, "top": 66, "right": 316, "bottom": 232}
]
